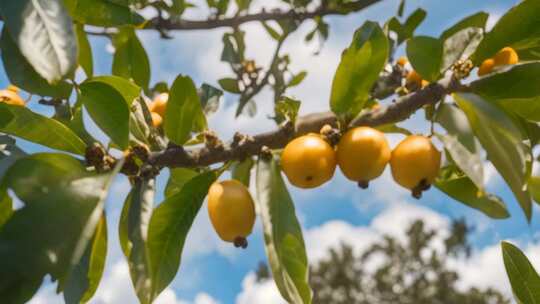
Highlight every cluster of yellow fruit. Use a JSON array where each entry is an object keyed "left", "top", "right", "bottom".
[
  {"left": 396, "top": 57, "right": 429, "bottom": 90},
  {"left": 281, "top": 127, "right": 441, "bottom": 197},
  {"left": 477, "top": 47, "right": 519, "bottom": 76},
  {"left": 148, "top": 93, "right": 168, "bottom": 127},
  {"left": 207, "top": 127, "right": 441, "bottom": 248},
  {"left": 0, "top": 85, "right": 25, "bottom": 106}
]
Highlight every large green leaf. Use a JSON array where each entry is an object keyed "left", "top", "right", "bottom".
[
  {"left": 80, "top": 76, "right": 140, "bottom": 149},
  {"left": 256, "top": 157, "right": 311, "bottom": 304},
  {"left": 76, "top": 23, "right": 93, "bottom": 77},
  {"left": 474, "top": 0, "right": 540, "bottom": 63},
  {"left": 0, "top": 29, "right": 72, "bottom": 98},
  {"left": 435, "top": 103, "right": 483, "bottom": 190},
  {"left": 231, "top": 157, "right": 254, "bottom": 187},
  {"left": 64, "top": 0, "right": 145, "bottom": 27},
  {"left": 470, "top": 62, "right": 540, "bottom": 122},
  {"left": 0, "top": 103, "right": 86, "bottom": 155},
  {"left": 435, "top": 166, "right": 508, "bottom": 219},
  {"left": 0, "top": 190, "right": 13, "bottom": 230},
  {"left": 330, "top": 21, "right": 388, "bottom": 116},
  {"left": 406, "top": 36, "right": 443, "bottom": 81},
  {"left": 454, "top": 93, "right": 532, "bottom": 220},
  {"left": 164, "top": 168, "right": 199, "bottom": 197},
  {"left": 164, "top": 75, "right": 207, "bottom": 145},
  {"left": 0, "top": 153, "right": 119, "bottom": 301},
  {"left": 147, "top": 171, "right": 217, "bottom": 300},
  {"left": 386, "top": 8, "right": 426, "bottom": 45},
  {"left": 501, "top": 242, "right": 540, "bottom": 304},
  {"left": 64, "top": 215, "right": 108, "bottom": 304},
  {"left": 0, "top": 0, "right": 77, "bottom": 83},
  {"left": 440, "top": 12, "right": 488, "bottom": 41},
  {"left": 441, "top": 27, "right": 483, "bottom": 72},
  {"left": 124, "top": 178, "right": 155, "bottom": 304},
  {"left": 113, "top": 27, "right": 151, "bottom": 91},
  {"left": 530, "top": 176, "right": 540, "bottom": 204}
]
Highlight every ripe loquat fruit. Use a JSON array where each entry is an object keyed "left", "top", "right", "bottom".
[
  {"left": 493, "top": 47, "right": 519, "bottom": 66},
  {"left": 207, "top": 180, "right": 256, "bottom": 248},
  {"left": 281, "top": 134, "right": 336, "bottom": 189},
  {"left": 150, "top": 93, "right": 168, "bottom": 117},
  {"left": 151, "top": 112, "right": 163, "bottom": 127},
  {"left": 390, "top": 135, "right": 441, "bottom": 198},
  {"left": 337, "top": 127, "right": 391, "bottom": 188},
  {"left": 477, "top": 58, "right": 495, "bottom": 76},
  {"left": 0, "top": 89, "right": 25, "bottom": 106}
]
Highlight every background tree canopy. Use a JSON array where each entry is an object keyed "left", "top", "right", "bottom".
[{"left": 0, "top": 0, "right": 540, "bottom": 303}]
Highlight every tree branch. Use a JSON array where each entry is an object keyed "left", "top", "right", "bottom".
[
  {"left": 145, "top": 0, "right": 382, "bottom": 31},
  {"left": 147, "top": 76, "right": 463, "bottom": 169}
]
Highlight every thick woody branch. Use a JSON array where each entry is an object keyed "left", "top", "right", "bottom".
[
  {"left": 145, "top": 0, "right": 382, "bottom": 31},
  {"left": 147, "top": 76, "right": 463, "bottom": 169}
]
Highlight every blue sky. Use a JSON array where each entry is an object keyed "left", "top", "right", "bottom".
[{"left": 2, "top": 0, "right": 538, "bottom": 303}]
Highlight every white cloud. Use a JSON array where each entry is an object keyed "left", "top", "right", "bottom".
[{"left": 236, "top": 272, "right": 287, "bottom": 304}]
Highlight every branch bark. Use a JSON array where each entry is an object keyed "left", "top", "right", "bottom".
[
  {"left": 147, "top": 76, "right": 463, "bottom": 169},
  {"left": 145, "top": 0, "right": 382, "bottom": 32}
]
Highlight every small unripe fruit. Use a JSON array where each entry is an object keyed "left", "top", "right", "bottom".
[
  {"left": 493, "top": 47, "right": 518, "bottom": 66},
  {"left": 150, "top": 93, "right": 168, "bottom": 117},
  {"left": 207, "top": 180, "right": 256, "bottom": 248},
  {"left": 390, "top": 135, "right": 441, "bottom": 198},
  {"left": 337, "top": 127, "right": 391, "bottom": 188},
  {"left": 151, "top": 112, "right": 163, "bottom": 127},
  {"left": 397, "top": 56, "right": 408, "bottom": 67},
  {"left": 281, "top": 134, "right": 336, "bottom": 189},
  {"left": 478, "top": 58, "right": 495, "bottom": 76},
  {"left": 0, "top": 89, "right": 25, "bottom": 106}
]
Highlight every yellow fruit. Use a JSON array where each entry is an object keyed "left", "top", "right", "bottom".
[
  {"left": 493, "top": 47, "right": 519, "bottom": 66},
  {"left": 151, "top": 112, "right": 163, "bottom": 127},
  {"left": 281, "top": 134, "right": 336, "bottom": 189},
  {"left": 397, "top": 56, "right": 408, "bottom": 67},
  {"left": 337, "top": 127, "right": 391, "bottom": 188},
  {"left": 478, "top": 58, "right": 495, "bottom": 76},
  {"left": 0, "top": 89, "right": 25, "bottom": 106},
  {"left": 390, "top": 135, "right": 441, "bottom": 198},
  {"left": 406, "top": 70, "right": 423, "bottom": 86},
  {"left": 149, "top": 93, "right": 168, "bottom": 117},
  {"left": 7, "top": 85, "right": 19, "bottom": 93},
  {"left": 207, "top": 180, "right": 256, "bottom": 248},
  {"left": 421, "top": 80, "right": 429, "bottom": 88}
]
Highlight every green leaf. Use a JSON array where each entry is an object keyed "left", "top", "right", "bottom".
[
  {"left": 275, "top": 96, "right": 301, "bottom": 124},
  {"left": 474, "top": 0, "right": 540, "bottom": 64},
  {"left": 232, "top": 158, "right": 254, "bottom": 187},
  {"left": 0, "top": 0, "right": 78, "bottom": 83},
  {"left": 262, "top": 22, "right": 282, "bottom": 40},
  {"left": 330, "top": 21, "right": 388, "bottom": 116},
  {"left": 0, "top": 190, "right": 13, "bottom": 230},
  {"left": 75, "top": 23, "right": 93, "bottom": 77},
  {"left": 113, "top": 27, "right": 151, "bottom": 91},
  {"left": 165, "top": 75, "right": 207, "bottom": 145},
  {"left": 64, "top": 0, "right": 145, "bottom": 27},
  {"left": 0, "top": 104, "right": 86, "bottom": 155},
  {"left": 435, "top": 166, "right": 509, "bottom": 219},
  {"left": 147, "top": 171, "right": 217, "bottom": 300},
  {"left": 454, "top": 93, "right": 532, "bottom": 220},
  {"left": 64, "top": 215, "right": 108, "bottom": 303},
  {"left": 288, "top": 71, "right": 307, "bottom": 87},
  {"left": 124, "top": 178, "right": 155, "bottom": 304},
  {"left": 0, "top": 153, "right": 120, "bottom": 300},
  {"left": 440, "top": 12, "right": 488, "bottom": 41},
  {"left": 441, "top": 27, "right": 483, "bottom": 72},
  {"left": 470, "top": 62, "right": 540, "bottom": 122},
  {"left": 218, "top": 78, "right": 241, "bottom": 94},
  {"left": 199, "top": 83, "right": 223, "bottom": 115},
  {"left": 501, "top": 242, "right": 540, "bottom": 304},
  {"left": 165, "top": 168, "right": 199, "bottom": 197},
  {"left": 0, "top": 29, "right": 72, "bottom": 98},
  {"left": 387, "top": 8, "right": 426, "bottom": 45},
  {"left": 406, "top": 36, "right": 443, "bottom": 81},
  {"left": 435, "top": 103, "right": 483, "bottom": 190},
  {"left": 80, "top": 76, "right": 141, "bottom": 149},
  {"left": 530, "top": 176, "right": 540, "bottom": 204},
  {"left": 256, "top": 156, "right": 311, "bottom": 304}
]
